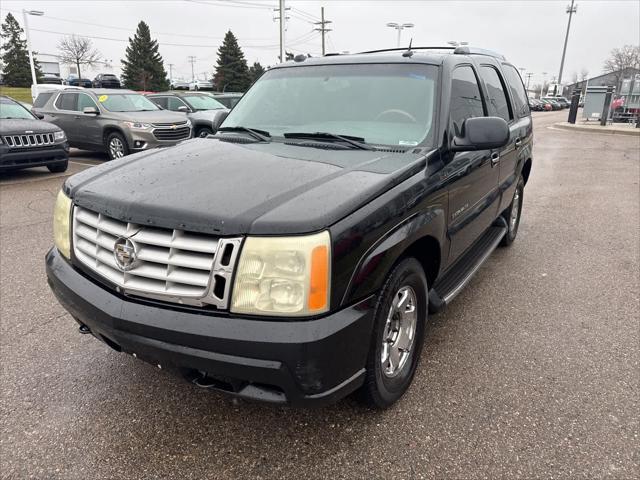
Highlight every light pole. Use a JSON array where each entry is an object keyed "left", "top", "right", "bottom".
[
  {"left": 22, "top": 9, "right": 44, "bottom": 86},
  {"left": 556, "top": 0, "right": 577, "bottom": 95},
  {"left": 540, "top": 72, "right": 548, "bottom": 98},
  {"left": 386, "top": 22, "right": 414, "bottom": 48}
]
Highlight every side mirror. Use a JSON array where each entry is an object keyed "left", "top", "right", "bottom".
[
  {"left": 83, "top": 106, "right": 99, "bottom": 115},
  {"left": 212, "top": 110, "right": 229, "bottom": 131},
  {"left": 451, "top": 116, "right": 509, "bottom": 152},
  {"left": 33, "top": 112, "right": 45, "bottom": 120},
  {"left": 177, "top": 105, "right": 189, "bottom": 113}
]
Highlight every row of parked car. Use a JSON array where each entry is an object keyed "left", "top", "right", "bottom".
[
  {"left": 41, "top": 73, "right": 122, "bottom": 89},
  {"left": 0, "top": 87, "right": 243, "bottom": 173},
  {"left": 529, "top": 96, "right": 571, "bottom": 111}
]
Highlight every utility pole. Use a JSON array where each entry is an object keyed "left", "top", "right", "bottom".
[
  {"left": 314, "top": 7, "right": 332, "bottom": 56},
  {"left": 277, "top": 0, "right": 286, "bottom": 63},
  {"left": 22, "top": 9, "right": 44, "bottom": 86},
  {"left": 525, "top": 72, "right": 534, "bottom": 91},
  {"left": 187, "top": 56, "right": 196, "bottom": 82},
  {"left": 556, "top": 0, "right": 577, "bottom": 95}
]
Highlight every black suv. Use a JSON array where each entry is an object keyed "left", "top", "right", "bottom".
[
  {"left": 46, "top": 46, "right": 532, "bottom": 408},
  {"left": 0, "top": 95, "right": 69, "bottom": 172},
  {"left": 92, "top": 74, "right": 121, "bottom": 89}
]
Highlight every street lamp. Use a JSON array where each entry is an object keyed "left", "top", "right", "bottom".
[
  {"left": 22, "top": 9, "right": 44, "bottom": 87},
  {"left": 386, "top": 22, "right": 414, "bottom": 48},
  {"left": 447, "top": 41, "right": 468, "bottom": 47}
]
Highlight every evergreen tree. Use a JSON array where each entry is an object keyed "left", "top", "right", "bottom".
[
  {"left": 0, "top": 13, "right": 42, "bottom": 87},
  {"left": 248, "top": 61, "right": 266, "bottom": 84},
  {"left": 121, "top": 21, "right": 169, "bottom": 91},
  {"left": 213, "top": 31, "right": 250, "bottom": 92}
]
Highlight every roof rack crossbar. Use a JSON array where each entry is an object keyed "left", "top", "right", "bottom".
[{"left": 357, "top": 46, "right": 456, "bottom": 55}]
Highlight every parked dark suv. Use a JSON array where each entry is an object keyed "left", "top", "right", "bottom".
[
  {"left": 34, "top": 88, "right": 191, "bottom": 159},
  {"left": 92, "top": 74, "right": 121, "bottom": 89},
  {"left": 0, "top": 95, "right": 69, "bottom": 172},
  {"left": 46, "top": 46, "right": 533, "bottom": 408},
  {"left": 146, "top": 91, "right": 229, "bottom": 137}
]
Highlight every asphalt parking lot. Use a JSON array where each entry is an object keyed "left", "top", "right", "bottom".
[{"left": 1, "top": 110, "right": 638, "bottom": 479}]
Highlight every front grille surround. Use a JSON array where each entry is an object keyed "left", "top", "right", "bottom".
[
  {"left": 152, "top": 124, "right": 191, "bottom": 141},
  {"left": 3, "top": 132, "right": 55, "bottom": 148},
  {"left": 72, "top": 206, "right": 241, "bottom": 308}
]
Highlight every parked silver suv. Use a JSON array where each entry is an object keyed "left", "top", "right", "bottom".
[{"left": 33, "top": 88, "right": 192, "bottom": 159}]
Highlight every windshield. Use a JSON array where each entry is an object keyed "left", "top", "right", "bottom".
[
  {"left": 222, "top": 63, "right": 438, "bottom": 147},
  {"left": 183, "top": 95, "right": 225, "bottom": 111},
  {"left": 99, "top": 94, "right": 159, "bottom": 112},
  {"left": 0, "top": 99, "right": 34, "bottom": 119}
]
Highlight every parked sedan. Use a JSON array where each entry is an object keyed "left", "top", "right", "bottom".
[
  {"left": 170, "top": 79, "right": 190, "bottom": 90},
  {"left": 146, "top": 91, "right": 229, "bottom": 137},
  {"left": 0, "top": 95, "right": 69, "bottom": 172},
  {"left": 41, "top": 74, "right": 64, "bottom": 85},
  {"left": 189, "top": 79, "right": 214, "bottom": 91},
  {"left": 93, "top": 74, "right": 121, "bottom": 89},
  {"left": 528, "top": 98, "right": 544, "bottom": 111}
]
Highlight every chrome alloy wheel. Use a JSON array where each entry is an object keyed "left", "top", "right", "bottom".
[
  {"left": 109, "top": 137, "right": 125, "bottom": 159},
  {"left": 381, "top": 285, "right": 418, "bottom": 378},
  {"left": 510, "top": 187, "right": 521, "bottom": 231}
]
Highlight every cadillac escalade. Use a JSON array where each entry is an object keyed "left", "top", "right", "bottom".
[{"left": 46, "top": 46, "right": 533, "bottom": 408}]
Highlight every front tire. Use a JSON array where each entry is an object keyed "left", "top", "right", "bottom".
[
  {"left": 359, "top": 257, "right": 428, "bottom": 409},
  {"left": 47, "top": 160, "right": 68, "bottom": 173},
  {"left": 106, "top": 132, "right": 129, "bottom": 160},
  {"left": 196, "top": 127, "right": 213, "bottom": 138},
  {"left": 500, "top": 175, "right": 524, "bottom": 247}
]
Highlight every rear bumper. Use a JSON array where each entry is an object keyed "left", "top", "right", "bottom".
[
  {"left": 0, "top": 143, "right": 69, "bottom": 170},
  {"left": 46, "top": 248, "right": 375, "bottom": 406}
]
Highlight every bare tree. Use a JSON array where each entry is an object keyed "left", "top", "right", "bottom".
[
  {"left": 603, "top": 45, "right": 640, "bottom": 74},
  {"left": 57, "top": 35, "right": 101, "bottom": 80},
  {"left": 580, "top": 68, "right": 589, "bottom": 81},
  {"left": 571, "top": 71, "right": 579, "bottom": 84}
]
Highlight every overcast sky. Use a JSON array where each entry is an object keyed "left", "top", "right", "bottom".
[{"left": 1, "top": 0, "right": 638, "bottom": 85}]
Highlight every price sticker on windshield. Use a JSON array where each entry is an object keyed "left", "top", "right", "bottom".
[{"left": 98, "top": 95, "right": 108, "bottom": 103}]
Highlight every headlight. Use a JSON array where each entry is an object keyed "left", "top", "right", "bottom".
[
  {"left": 53, "top": 189, "right": 72, "bottom": 258},
  {"left": 54, "top": 130, "right": 66, "bottom": 142},
  {"left": 231, "top": 231, "right": 331, "bottom": 316},
  {"left": 123, "top": 121, "right": 152, "bottom": 130},
  {"left": 185, "top": 119, "right": 192, "bottom": 127}
]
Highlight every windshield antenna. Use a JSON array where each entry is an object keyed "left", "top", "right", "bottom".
[{"left": 402, "top": 38, "right": 414, "bottom": 57}]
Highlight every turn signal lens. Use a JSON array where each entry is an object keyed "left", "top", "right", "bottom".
[
  {"left": 231, "top": 231, "right": 331, "bottom": 316},
  {"left": 53, "top": 189, "right": 72, "bottom": 258}
]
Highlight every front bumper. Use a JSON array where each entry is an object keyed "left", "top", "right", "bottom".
[
  {"left": 124, "top": 128, "right": 192, "bottom": 152},
  {"left": 46, "top": 248, "right": 375, "bottom": 406},
  {"left": 0, "top": 143, "right": 69, "bottom": 171}
]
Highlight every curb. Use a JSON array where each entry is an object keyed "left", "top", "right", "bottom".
[{"left": 553, "top": 122, "right": 640, "bottom": 137}]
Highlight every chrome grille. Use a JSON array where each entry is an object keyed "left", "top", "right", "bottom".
[
  {"left": 72, "top": 206, "right": 241, "bottom": 308},
  {"left": 152, "top": 125, "right": 191, "bottom": 141},
  {"left": 3, "top": 132, "right": 55, "bottom": 148}
]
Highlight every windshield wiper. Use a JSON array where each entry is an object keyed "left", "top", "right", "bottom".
[
  {"left": 283, "top": 132, "right": 374, "bottom": 150},
  {"left": 217, "top": 126, "right": 271, "bottom": 142}
]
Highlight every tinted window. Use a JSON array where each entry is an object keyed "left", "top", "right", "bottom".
[
  {"left": 479, "top": 66, "right": 511, "bottom": 122},
  {"left": 77, "top": 93, "right": 97, "bottom": 111},
  {"left": 502, "top": 64, "right": 530, "bottom": 117},
  {"left": 33, "top": 92, "right": 54, "bottom": 108},
  {"left": 449, "top": 65, "right": 485, "bottom": 136},
  {"left": 55, "top": 93, "right": 77, "bottom": 111},
  {"left": 150, "top": 97, "right": 168, "bottom": 109},
  {"left": 167, "top": 97, "right": 188, "bottom": 111}
]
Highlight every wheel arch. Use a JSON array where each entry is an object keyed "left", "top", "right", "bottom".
[{"left": 522, "top": 157, "right": 532, "bottom": 185}]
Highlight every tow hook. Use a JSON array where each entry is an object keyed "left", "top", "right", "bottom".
[{"left": 78, "top": 324, "right": 91, "bottom": 334}]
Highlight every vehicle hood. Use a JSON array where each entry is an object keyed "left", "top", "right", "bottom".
[
  {"left": 0, "top": 118, "right": 61, "bottom": 135},
  {"left": 108, "top": 110, "right": 187, "bottom": 124},
  {"left": 64, "top": 138, "right": 429, "bottom": 236}
]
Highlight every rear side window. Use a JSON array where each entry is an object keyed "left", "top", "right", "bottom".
[
  {"left": 150, "top": 97, "right": 168, "bottom": 109},
  {"left": 449, "top": 65, "right": 485, "bottom": 136},
  {"left": 479, "top": 66, "right": 512, "bottom": 122},
  {"left": 33, "top": 92, "right": 54, "bottom": 108},
  {"left": 55, "top": 93, "right": 77, "bottom": 111},
  {"left": 167, "top": 97, "right": 188, "bottom": 111},
  {"left": 502, "top": 64, "right": 530, "bottom": 117}
]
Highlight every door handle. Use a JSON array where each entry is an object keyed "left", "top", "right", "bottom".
[
  {"left": 491, "top": 152, "right": 500, "bottom": 166},
  {"left": 514, "top": 137, "right": 522, "bottom": 148}
]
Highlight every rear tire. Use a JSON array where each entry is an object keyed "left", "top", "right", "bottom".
[
  {"left": 106, "top": 132, "right": 129, "bottom": 160},
  {"left": 359, "top": 257, "right": 428, "bottom": 409},
  {"left": 47, "top": 160, "right": 68, "bottom": 173},
  {"left": 500, "top": 175, "right": 524, "bottom": 247}
]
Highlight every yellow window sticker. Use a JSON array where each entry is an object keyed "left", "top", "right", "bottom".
[{"left": 98, "top": 95, "right": 108, "bottom": 103}]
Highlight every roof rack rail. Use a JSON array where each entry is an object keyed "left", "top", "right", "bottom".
[
  {"left": 453, "top": 46, "right": 506, "bottom": 60},
  {"left": 357, "top": 46, "right": 455, "bottom": 55}
]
